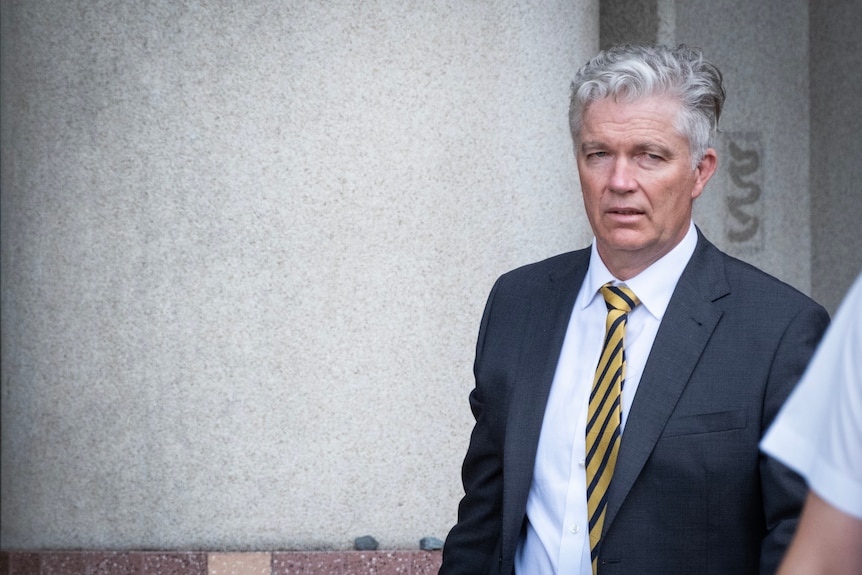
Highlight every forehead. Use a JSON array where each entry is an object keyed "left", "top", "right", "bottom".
[{"left": 580, "top": 95, "right": 684, "bottom": 142}]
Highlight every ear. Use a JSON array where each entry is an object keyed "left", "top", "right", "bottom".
[{"left": 691, "top": 148, "right": 718, "bottom": 200}]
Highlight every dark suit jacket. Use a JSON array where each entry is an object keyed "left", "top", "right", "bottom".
[{"left": 440, "top": 231, "right": 829, "bottom": 575}]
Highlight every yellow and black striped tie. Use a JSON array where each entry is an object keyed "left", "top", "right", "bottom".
[{"left": 586, "top": 283, "right": 639, "bottom": 574}]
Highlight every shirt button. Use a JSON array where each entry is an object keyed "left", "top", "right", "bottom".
[
  {"left": 578, "top": 458, "right": 586, "bottom": 467},
  {"left": 570, "top": 524, "right": 580, "bottom": 534}
]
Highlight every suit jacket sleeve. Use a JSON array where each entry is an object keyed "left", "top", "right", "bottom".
[
  {"left": 759, "top": 303, "right": 831, "bottom": 573},
  {"left": 439, "top": 279, "right": 506, "bottom": 574}
]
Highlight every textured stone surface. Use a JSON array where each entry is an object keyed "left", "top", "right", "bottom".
[
  {"left": 208, "top": 553, "right": 271, "bottom": 575},
  {"left": 342, "top": 552, "right": 411, "bottom": 575},
  {"left": 417, "top": 538, "right": 443, "bottom": 552},
  {"left": 41, "top": 553, "right": 87, "bottom": 575},
  {"left": 0, "top": 552, "right": 212, "bottom": 575},
  {"left": 5, "top": 0, "right": 855, "bottom": 556},
  {"left": 0, "top": 0, "right": 594, "bottom": 550},
  {"left": 88, "top": 553, "right": 142, "bottom": 575},
  {"left": 0, "top": 552, "right": 442, "bottom": 575},
  {"left": 352, "top": 537, "right": 379, "bottom": 552},
  {"left": 810, "top": 0, "right": 862, "bottom": 313},
  {"left": 270, "top": 552, "right": 346, "bottom": 575},
  {"left": 140, "top": 553, "right": 208, "bottom": 575},
  {"left": 2, "top": 552, "right": 41, "bottom": 575}
]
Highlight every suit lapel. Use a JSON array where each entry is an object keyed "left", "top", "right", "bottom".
[
  {"left": 603, "top": 234, "right": 729, "bottom": 534},
  {"left": 500, "top": 250, "right": 589, "bottom": 562}
]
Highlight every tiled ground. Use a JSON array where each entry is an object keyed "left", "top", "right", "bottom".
[{"left": 0, "top": 551, "right": 442, "bottom": 575}]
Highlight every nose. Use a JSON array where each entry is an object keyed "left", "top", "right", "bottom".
[{"left": 608, "top": 157, "right": 636, "bottom": 193}]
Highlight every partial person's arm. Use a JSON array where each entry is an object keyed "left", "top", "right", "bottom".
[{"left": 777, "top": 491, "right": 862, "bottom": 575}]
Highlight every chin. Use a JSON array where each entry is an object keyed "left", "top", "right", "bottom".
[{"left": 602, "top": 231, "right": 650, "bottom": 252}]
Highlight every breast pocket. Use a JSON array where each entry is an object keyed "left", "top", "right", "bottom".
[{"left": 661, "top": 409, "right": 747, "bottom": 438}]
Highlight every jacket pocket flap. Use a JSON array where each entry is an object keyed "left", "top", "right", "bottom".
[{"left": 662, "top": 409, "right": 747, "bottom": 438}]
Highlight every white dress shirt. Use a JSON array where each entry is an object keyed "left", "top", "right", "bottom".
[{"left": 514, "top": 222, "right": 698, "bottom": 574}]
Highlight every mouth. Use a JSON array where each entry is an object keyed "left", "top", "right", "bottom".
[{"left": 608, "top": 208, "right": 643, "bottom": 216}]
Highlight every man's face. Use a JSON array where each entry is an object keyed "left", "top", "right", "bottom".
[{"left": 576, "top": 96, "right": 717, "bottom": 279}]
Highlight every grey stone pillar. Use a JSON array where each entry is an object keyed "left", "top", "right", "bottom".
[
  {"left": 810, "top": 0, "right": 862, "bottom": 313},
  {"left": 1, "top": 1, "right": 599, "bottom": 551}
]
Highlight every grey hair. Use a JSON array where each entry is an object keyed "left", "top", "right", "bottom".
[{"left": 569, "top": 44, "right": 725, "bottom": 167}]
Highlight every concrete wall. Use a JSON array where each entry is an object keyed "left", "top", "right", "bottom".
[
  {"left": 5, "top": 0, "right": 860, "bottom": 555},
  {"left": 679, "top": 0, "right": 813, "bottom": 293},
  {"left": 810, "top": 0, "right": 862, "bottom": 313},
  {"left": 0, "top": 0, "right": 597, "bottom": 550}
]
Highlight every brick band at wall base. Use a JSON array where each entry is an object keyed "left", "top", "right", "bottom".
[{"left": 0, "top": 550, "right": 443, "bottom": 575}]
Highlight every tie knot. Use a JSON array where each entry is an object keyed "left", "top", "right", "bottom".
[{"left": 600, "top": 283, "right": 640, "bottom": 314}]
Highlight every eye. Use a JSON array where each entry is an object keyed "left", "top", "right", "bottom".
[{"left": 637, "top": 152, "right": 666, "bottom": 165}]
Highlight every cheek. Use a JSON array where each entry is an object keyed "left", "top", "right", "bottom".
[
  {"left": 578, "top": 175, "right": 596, "bottom": 202},
  {"left": 653, "top": 184, "right": 695, "bottom": 225},
  {"left": 579, "top": 168, "right": 607, "bottom": 193},
  {"left": 580, "top": 187, "right": 604, "bottom": 221}
]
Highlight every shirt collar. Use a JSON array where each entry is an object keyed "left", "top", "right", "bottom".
[{"left": 582, "top": 221, "right": 698, "bottom": 320}]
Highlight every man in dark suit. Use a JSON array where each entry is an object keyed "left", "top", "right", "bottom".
[{"left": 439, "top": 44, "right": 829, "bottom": 574}]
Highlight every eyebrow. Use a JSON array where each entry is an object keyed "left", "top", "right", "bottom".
[
  {"left": 636, "top": 142, "right": 675, "bottom": 157},
  {"left": 579, "top": 140, "right": 676, "bottom": 157},
  {"left": 579, "top": 140, "right": 605, "bottom": 153}
]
